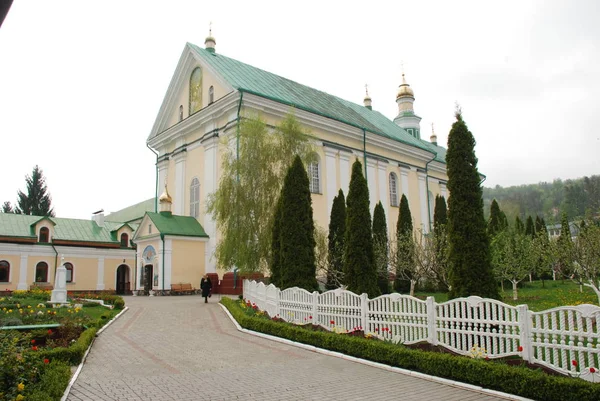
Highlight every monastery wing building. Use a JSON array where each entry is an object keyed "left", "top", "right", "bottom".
[{"left": 0, "top": 33, "right": 448, "bottom": 294}]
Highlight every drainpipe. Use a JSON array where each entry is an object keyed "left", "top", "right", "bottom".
[
  {"left": 133, "top": 250, "right": 137, "bottom": 292},
  {"left": 161, "top": 234, "right": 165, "bottom": 293},
  {"left": 147, "top": 143, "right": 159, "bottom": 213},
  {"left": 363, "top": 129, "right": 367, "bottom": 181},
  {"left": 50, "top": 244, "right": 58, "bottom": 284},
  {"left": 425, "top": 153, "right": 436, "bottom": 232}
]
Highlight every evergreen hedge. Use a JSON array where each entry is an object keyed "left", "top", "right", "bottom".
[{"left": 222, "top": 297, "right": 600, "bottom": 401}]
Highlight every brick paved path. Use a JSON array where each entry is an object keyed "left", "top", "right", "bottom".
[{"left": 67, "top": 296, "right": 518, "bottom": 401}]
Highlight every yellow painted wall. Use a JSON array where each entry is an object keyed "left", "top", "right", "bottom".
[
  {"left": 170, "top": 240, "right": 205, "bottom": 287},
  {"left": 63, "top": 257, "right": 97, "bottom": 291},
  {"left": 103, "top": 258, "right": 135, "bottom": 292}
]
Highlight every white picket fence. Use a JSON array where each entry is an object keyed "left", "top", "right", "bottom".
[{"left": 244, "top": 280, "right": 600, "bottom": 382}]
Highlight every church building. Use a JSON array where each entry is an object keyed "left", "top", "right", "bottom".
[{"left": 0, "top": 32, "right": 448, "bottom": 294}]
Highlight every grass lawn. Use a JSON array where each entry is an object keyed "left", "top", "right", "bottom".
[{"left": 414, "top": 279, "right": 598, "bottom": 311}]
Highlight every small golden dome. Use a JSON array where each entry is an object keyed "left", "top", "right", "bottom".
[
  {"left": 159, "top": 185, "right": 172, "bottom": 203},
  {"left": 396, "top": 73, "right": 414, "bottom": 99}
]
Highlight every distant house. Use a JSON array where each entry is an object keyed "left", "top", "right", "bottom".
[{"left": 546, "top": 221, "right": 580, "bottom": 240}]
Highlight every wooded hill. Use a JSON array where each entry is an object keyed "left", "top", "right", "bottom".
[{"left": 482, "top": 175, "right": 600, "bottom": 224}]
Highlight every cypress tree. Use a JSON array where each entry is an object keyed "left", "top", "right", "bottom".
[
  {"left": 433, "top": 195, "right": 449, "bottom": 291},
  {"left": 446, "top": 110, "right": 499, "bottom": 299},
  {"left": 433, "top": 195, "right": 448, "bottom": 230},
  {"left": 279, "top": 156, "right": 318, "bottom": 291},
  {"left": 269, "top": 196, "right": 283, "bottom": 288},
  {"left": 373, "top": 201, "right": 390, "bottom": 294},
  {"left": 535, "top": 216, "right": 544, "bottom": 233},
  {"left": 326, "top": 189, "right": 346, "bottom": 290},
  {"left": 343, "top": 160, "right": 380, "bottom": 297},
  {"left": 488, "top": 199, "right": 503, "bottom": 237},
  {"left": 525, "top": 215, "right": 535, "bottom": 238},
  {"left": 515, "top": 216, "right": 525, "bottom": 235},
  {"left": 394, "top": 194, "right": 414, "bottom": 293}
]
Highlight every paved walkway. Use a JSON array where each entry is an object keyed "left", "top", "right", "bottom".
[{"left": 67, "top": 295, "right": 518, "bottom": 401}]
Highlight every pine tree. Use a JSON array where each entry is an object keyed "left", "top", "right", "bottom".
[
  {"left": 446, "top": 110, "right": 499, "bottom": 299},
  {"left": 326, "top": 189, "right": 346, "bottom": 290},
  {"left": 269, "top": 196, "right": 283, "bottom": 288},
  {"left": 433, "top": 195, "right": 448, "bottom": 230},
  {"left": 394, "top": 194, "right": 414, "bottom": 293},
  {"left": 487, "top": 199, "right": 503, "bottom": 237},
  {"left": 555, "top": 211, "right": 573, "bottom": 277},
  {"left": 535, "top": 216, "right": 544, "bottom": 233},
  {"left": 1, "top": 201, "right": 13, "bottom": 213},
  {"left": 373, "top": 201, "right": 390, "bottom": 294},
  {"left": 525, "top": 215, "right": 535, "bottom": 238},
  {"left": 343, "top": 160, "right": 379, "bottom": 297},
  {"left": 279, "top": 156, "right": 318, "bottom": 291},
  {"left": 15, "top": 165, "right": 54, "bottom": 216}
]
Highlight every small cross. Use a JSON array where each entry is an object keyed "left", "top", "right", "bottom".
[
  {"left": 209, "top": 21, "right": 213, "bottom": 36},
  {"left": 365, "top": 84, "right": 369, "bottom": 97}
]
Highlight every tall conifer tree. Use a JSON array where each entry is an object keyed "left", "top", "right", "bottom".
[
  {"left": 343, "top": 160, "right": 379, "bottom": 297},
  {"left": 15, "top": 165, "right": 54, "bottom": 216},
  {"left": 373, "top": 201, "right": 390, "bottom": 294},
  {"left": 433, "top": 195, "right": 449, "bottom": 291},
  {"left": 279, "top": 156, "right": 318, "bottom": 291},
  {"left": 326, "top": 189, "right": 346, "bottom": 289},
  {"left": 488, "top": 199, "right": 503, "bottom": 237},
  {"left": 515, "top": 216, "right": 525, "bottom": 235},
  {"left": 446, "top": 110, "right": 499, "bottom": 299},
  {"left": 394, "top": 194, "right": 414, "bottom": 293},
  {"left": 525, "top": 215, "right": 535, "bottom": 238},
  {"left": 269, "top": 196, "right": 283, "bottom": 288}
]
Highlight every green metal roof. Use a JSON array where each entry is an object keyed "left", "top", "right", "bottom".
[
  {"left": 180, "top": 44, "right": 443, "bottom": 160},
  {"left": 146, "top": 212, "right": 208, "bottom": 238},
  {"left": 0, "top": 214, "right": 120, "bottom": 244},
  {"left": 106, "top": 198, "right": 155, "bottom": 223}
]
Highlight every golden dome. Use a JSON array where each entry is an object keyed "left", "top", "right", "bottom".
[
  {"left": 396, "top": 73, "right": 414, "bottom": 99},
  {"left": 159, "top": 185, "right": 172, "bottom": 203}
]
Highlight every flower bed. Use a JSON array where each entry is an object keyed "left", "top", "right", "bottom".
[{"left": 224, "top": 297, "right": 600, "bottom": 401}]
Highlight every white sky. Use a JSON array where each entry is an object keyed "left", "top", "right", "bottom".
[{"left": 1, "top": 0, "right": 598, "bottom": 219}]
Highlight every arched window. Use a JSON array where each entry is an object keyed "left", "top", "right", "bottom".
[
  {"left": 389, "top": 173, "right": 399, "bottom": 207},
  {"left": 179, "top": 105, "right": 183, "bottom": 121},
  {"left": 64, "top": 262, "right": 73, "bottom": 283},
  {"left": 35, "top": 262, "right": 48, "bottom": 283},
  {"left": 308, "top": 156, "right": 321, "bottom": 194},
  {"left": 189, "top": 67, "right": 202, "bottom": 114},
  {"left": 190, "top": 178, "right": 200, "bottom": 218},
  {"left": 209, "top": 86, "right": 214, "bottom": 104},
  {"left": 39, "top": 227, "right": 49, "bottom": 243},
  {"left": 120, "top": 233, "right": 129, "bottom": 248},
  {"left": 0, "top": 261, "right": 9, "bottom": 282}
]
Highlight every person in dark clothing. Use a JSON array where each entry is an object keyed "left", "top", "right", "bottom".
[{"left": 200, "top": 274, "right": 212, "bottom": 303}]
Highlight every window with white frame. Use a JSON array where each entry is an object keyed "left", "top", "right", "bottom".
[
  {"left": 190, "top": 177, "right": 200, "bottom": 218},
  {"left": 64, "top": 262, "right": 74, "bottom": 283},
  {"left": 0, "top": 260, "right": 9, "bottom": 282},
  {"left": 308, "top": 158, "right": 321, "bottom": 194},
  {"left": 389, "top": 173, "right": 399, "bottom": 207}
]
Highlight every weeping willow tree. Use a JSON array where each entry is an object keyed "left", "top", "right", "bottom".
[{"left": 207, "top": 113, "right": 315, "bottom": 273}]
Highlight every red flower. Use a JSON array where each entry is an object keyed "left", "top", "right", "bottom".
[
  {"left": 591, "top": 367, "right": 597, "bottom": 373},
  {"left": 31, "top": 340, "right": 35, "bottom": 344},
  {"left": 517, "top": 346, "right": 523, "bottom": 352},
  {"left": 374, "top": 328, "right": 379, "bottom": 331},
  {"left": 32, "top": 346, "right": 38, "bottom": 351},
  {"left": 358, "top": 326, "right": 362, "bottom": 330},
  {"left": 44, "top": 359, "right": 49, "bottom": 364},
  {"left": 330, "top": 320, "right": 335, "bottom": 325},
  {"left": 309, "top": 316, "right": 312, "bottom": 319},
  {"left": 48, "top": 329, "right": 53, "bottom": 335},
  {"left": 572, "top": 360, "right": 578, "bottom": 367}
]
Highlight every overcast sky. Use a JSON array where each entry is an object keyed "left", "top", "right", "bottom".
[{"left": 1, "top": 0, "right": 598, "bottom": 220}]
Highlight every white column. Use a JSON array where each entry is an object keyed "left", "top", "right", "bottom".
[
  {"left": 418, "top": 172, "right": 430, "bottom": 234},
  {"left": 377, "top": 162, "right": 389, "bottom": 228},
  {"left": 339, "top": 151, "right": 350, "bottom": 197},
  {"left": 400, "top": 167, "right": 410, "bottom": 202},
  {"left": 325, "top": 148, "right": 338, "bottom": 219},
  {"left": 157, "top": 159, "right": 169, "bottom": 212},
  {"left": 367, "top": 160, "right": 377, "bottom": 213},
  {"left": 136, "top": 249, "right": 143, "bottom": 290},
  {"left": 173, "top": 152, "right": 186, "bottom": 215},
  {"left": 164, "top": 238, "right": 173, "bottom": 289},
  {"left": 96, "top": 257, "right": 105, "bottom": 290},
  {"left": 203, "top": 136, "right": 218, "bottom": 274},
  {"left": 17, "top": 254, "right": 28, "bottom": 290},
  {"left": 440, "top": 182, "right": 447, "bottom": 200}
]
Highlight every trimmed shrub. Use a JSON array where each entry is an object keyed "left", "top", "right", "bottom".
[
  {"left": 25, "top": 360, "right": 71, "bottom": 401},
  {"left": 38, "top": 327, "right": 97, "bottom": 365}
]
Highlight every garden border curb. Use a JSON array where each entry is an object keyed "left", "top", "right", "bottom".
[
  {"left": 218, "top": 303, "right": 532, "bottom": 401},
  {"left": 60, "top": 306, "right": 129, "bottom": 401}
]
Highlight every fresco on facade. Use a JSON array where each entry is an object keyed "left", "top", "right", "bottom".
[{"left": 189, "top": 67, "right": 202, "bottom": 114}]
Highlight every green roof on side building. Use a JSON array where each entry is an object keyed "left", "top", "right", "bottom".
[
  {"left": 106, "top": 198, "right": 155, "bottom": 224},
  {"left": 146, "top": 212, "right": 209, "bottom": 238}
]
